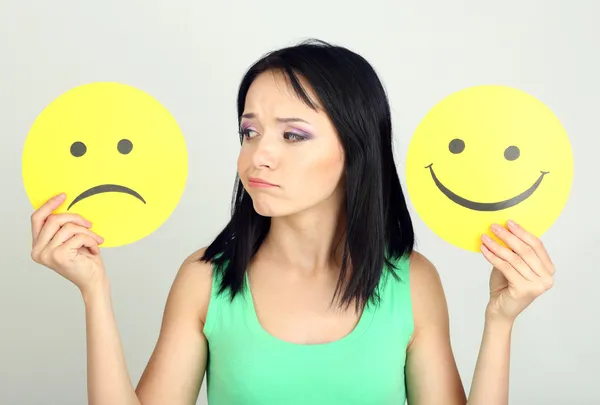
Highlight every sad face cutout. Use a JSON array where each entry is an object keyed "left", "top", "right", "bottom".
[
  {"left": 21, "top": 82, "right": 188, "bottom": 247},
  {"left": 405, "top": 85, "right": 573, "bottom": 252}
]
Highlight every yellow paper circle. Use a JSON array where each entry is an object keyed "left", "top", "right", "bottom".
[
  {"left": 405, "top": 85, "right": 573, "bottom": 252},
  {"left": 22, "top": 82, "right": 188, "bottom": 247}
]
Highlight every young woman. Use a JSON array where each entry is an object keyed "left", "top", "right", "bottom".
[{"left": 30, "top": 40, "right": 555, "bottom": 405}]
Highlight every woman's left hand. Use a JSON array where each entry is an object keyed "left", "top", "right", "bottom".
[{"left": 480, "top": 220, "right": 555, "bottom": 323}]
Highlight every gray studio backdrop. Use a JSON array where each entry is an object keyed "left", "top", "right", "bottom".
[{"left": 1, "top": 1, "right": 598, "bottom": 404}]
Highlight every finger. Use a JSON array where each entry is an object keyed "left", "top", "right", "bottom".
[
  {"left": 491, "top": 223, "right": 546, "bottom": 277},
  {"left": 48, "top": 223, "right": 104, "bottom": 248},
  {"left": 480, "top": 244, "right": 521, "bottom": 285},
  {"left": 88, "top": 243, "right": 100, "bottom": 255},
  {"left": 481, "top": 234, "right": 536, "bottom": 281},
  {"left": 34, "top": 213, "right": 92, "bottom": 252},
  {"left": 31, "top": 193, "right": 67, "bottom": 244},
  {"left": 507, "top": 220, "right": 555, "bottom": 275},
  {"left": 60, "top": 233, "right": 100, "bottom": 256}
]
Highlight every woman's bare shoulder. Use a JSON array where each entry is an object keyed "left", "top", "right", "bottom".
[
  {"left": 168, "top": 247, "right": 215, "bottom": 324},
  {"left": 408, "top": 250, "right": 441, "bottom": 283},
  {"left": 407, "top": 250, "right": 450, "bottom": 337},
  {"left": 135, "top": 248, "right": 214, "bottom": 401},
  {"left": 179, "top": 247, "right": 214, "bottom": 279}
]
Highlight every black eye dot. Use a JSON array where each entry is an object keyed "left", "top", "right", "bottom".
[
  {"left": 448, "top": 138, "right": 465, "bottom": 154},
  {"left": 504, "top": 145, "right": 520, "bottom": 161},
  {"left": 117, "top": 139, "right": 133, "bottom": 155},
  {"left": 70, "top": 141, "right": 87, "bottom": 157}
]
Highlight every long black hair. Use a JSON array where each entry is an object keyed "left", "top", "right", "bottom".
[{"left": 201, "top": 39, "right": 414, "bottom": 312}]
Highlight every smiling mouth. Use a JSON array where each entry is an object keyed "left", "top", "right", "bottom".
[
  {"left": 67, "top": 184, "right": 146, "bottom": 210},
  {"left": 426, "top": 164, "right": 549, "bottom": 211}
]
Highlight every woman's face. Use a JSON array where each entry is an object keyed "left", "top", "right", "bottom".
[{"left": 237, "top": 70, "right": 345, "bottom": 218}]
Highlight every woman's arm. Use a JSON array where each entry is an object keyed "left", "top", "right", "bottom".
[
  {"left": 135, "top": 251, "right": 213, "bottom": 404},
  {"left": 466, "top": 318, "right": 513, "bottom": 404},
  {"left": 468, "top": 220, "right": 556, "bottom": 405},
  {"left": 84, "top": 250, "right": 213, "bottom": 405},
  {"left": 404, "top": 252, "right": 513, "bottom": 405},
  {"left": 404, "top": 252, "right": 467, "bottom": 405},
  {"left": 405, "top": 284, "right": 513, "bottom": 405},
  {"left": 29, "top": 196, "right": 213, "bottom": 405},
  {"left": 83, "top": 280, "right": 141, "bottom": 405},
  {"left": 406, "top": 221, "right": 554, "bottom": 405}
]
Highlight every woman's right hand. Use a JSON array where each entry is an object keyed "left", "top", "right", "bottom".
[{"left": 30, "top": 193, "right": 107, "bottom": 295}]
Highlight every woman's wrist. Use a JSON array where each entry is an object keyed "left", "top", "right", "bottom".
[
  {"left": 467, "top": 312, "right": 514, "bottom": 405},
  {"left": 80, "top": 273, "right": 111, "bottom": 306},
  {"left": 484, "top": 309, "right": 515, "bottom": 334}
]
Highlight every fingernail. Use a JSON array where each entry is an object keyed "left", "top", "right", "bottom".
[
  {"left": 85, "top": 220, "right": 92, "bottom": 227},
  {"left": 507, "top": 220, "right": 517, "bottom": 229},
  {"left": 491, "top": 224, "right": 502, "bottom": 233},
  {"left": 481, "top": 234, "right": 492, "bottom": 242}
]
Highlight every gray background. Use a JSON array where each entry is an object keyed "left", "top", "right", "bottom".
[{"left": 1, "top": 0, "right": 598, "bottom": 404}]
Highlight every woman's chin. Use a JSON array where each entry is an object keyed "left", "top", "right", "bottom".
[
  {"left": 252, "top": 199, "right": 277, "bottom": 217},
  {"left": 252, "top": 200, "right": 297, "bottom": 218}
]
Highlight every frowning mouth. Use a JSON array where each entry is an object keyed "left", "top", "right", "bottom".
[
  {"left": 426, "top": 164, "right": 549, "bottom": 211},
  {"left": 67, "top": 184, "right": 146, "bottom": 210}
]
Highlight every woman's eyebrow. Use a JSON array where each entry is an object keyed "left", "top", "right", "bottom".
[{"left": 241, "top": 113, "right": 311, "bottom": 125}]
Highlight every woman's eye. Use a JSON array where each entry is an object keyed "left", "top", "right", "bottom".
[
  {"left": 241, "top": 128, "right": 258, "bottom": 139},
  {"left": 284, "top": 132, "right": 308, "bottom": 142}
]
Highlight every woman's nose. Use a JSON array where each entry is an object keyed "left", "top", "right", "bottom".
[{"left": 251, "top": 137, "right": 280, "bottom": 169}]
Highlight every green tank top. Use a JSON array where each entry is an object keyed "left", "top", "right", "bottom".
[{"left": 202, "top": 254, "right": 414, "bottom": 404}]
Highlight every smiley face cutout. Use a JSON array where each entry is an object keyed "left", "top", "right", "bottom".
[
  {"left": 406, "top": 85, "right": 573, "bottom": 252},
  {"left": 22, "top": 82, "right": 188, "bottom": 247}
]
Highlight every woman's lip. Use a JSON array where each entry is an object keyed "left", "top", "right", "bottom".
[{"left": 248, "top": 177, "right": 278, "bottom": 187}]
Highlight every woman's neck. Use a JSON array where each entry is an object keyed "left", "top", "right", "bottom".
[{"left": 259, "top": 202, "right": 346, "bottom": 275}]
